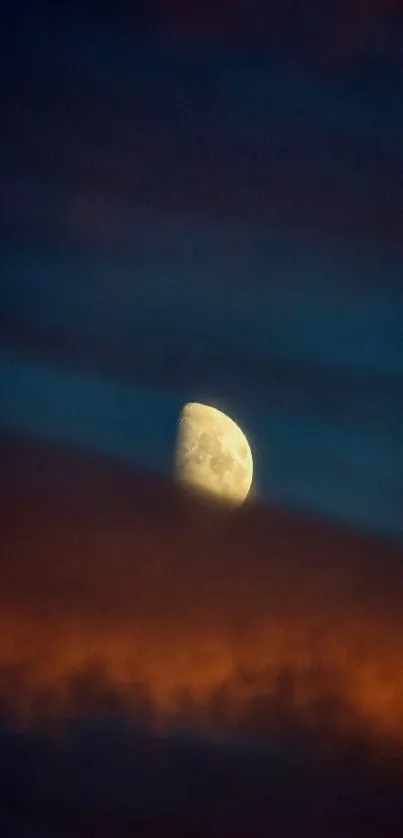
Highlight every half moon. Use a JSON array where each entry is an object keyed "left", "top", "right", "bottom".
[{"left": 175, "top": 402, "right": 253, "bottom": 506}]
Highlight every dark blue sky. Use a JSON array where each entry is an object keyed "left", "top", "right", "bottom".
[{"left": 1, "top": 0, "right": 402, "bottom": 538}]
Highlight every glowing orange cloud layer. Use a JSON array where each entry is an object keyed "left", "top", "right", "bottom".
[{"left": 1, "top": 434, "right": 403, "bottom": 759}]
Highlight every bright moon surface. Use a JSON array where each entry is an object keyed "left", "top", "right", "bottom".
[{"left": 175, "top": 402, "right": 253, "bottom": 505}]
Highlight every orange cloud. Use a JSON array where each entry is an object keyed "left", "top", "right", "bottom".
[{"left": 1, "top": 433, "right": 403, "bottom": 763}]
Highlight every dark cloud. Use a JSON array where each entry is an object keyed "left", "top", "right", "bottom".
[
  {"left": 1, "top": 432, "right": 403, "bottom": 833},
  {"left": 2, "top": 720, "right": 403, "bottom": 837},
  {"left": 2, "top": 2, "right": 403, "bottom": 249}
]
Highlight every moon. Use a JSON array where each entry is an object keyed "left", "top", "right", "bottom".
[{"left": 175, "top": 402, "right": 253, "bottom": 505}]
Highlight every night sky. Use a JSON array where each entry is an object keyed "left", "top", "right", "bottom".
[{"left": 1, "top": 1, "right": 403, "bottom": 835}]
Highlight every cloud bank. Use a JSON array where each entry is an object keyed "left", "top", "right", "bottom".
[
  {"left": 1, "top": 432, "right": 403, "bottom": 834},
  {"left": 2, "top": 432, "right": 402, "bottom": 749}
]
